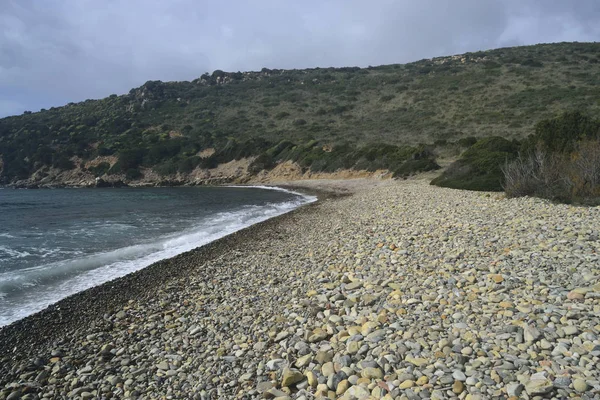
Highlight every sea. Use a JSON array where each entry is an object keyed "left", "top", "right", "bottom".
[{"left": 0, "top": 186, "right": 315, "bottom": 327}]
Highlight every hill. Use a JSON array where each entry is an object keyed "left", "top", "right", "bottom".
[{"left": 1, "top": 42, "right": 599, "bottom": 185}]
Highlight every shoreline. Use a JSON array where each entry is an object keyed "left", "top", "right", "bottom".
[
  {"left": 0, "top": 182, "right": 346, "bottom": 360},
  {"left": 1, "top": 179, "right": 598, "bottom": 399}
]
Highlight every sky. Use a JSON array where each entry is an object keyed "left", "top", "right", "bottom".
[{"left": 1, "top": 0, "right": 599, "bottom": 117}]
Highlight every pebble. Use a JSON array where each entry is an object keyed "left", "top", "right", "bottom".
[
  {"left": 452, "top": 380, "right": 464, "bottom": 394},
  {"left": 453, "top": 370, "right": 466, "bottom": 381},
  {"left": 1, "top": 180, "right": 599, "bottom": 400},
  {"left": 282, "top": 369, "right": 304, "bottom": 387},
  {"left": 399, "top": 379, "right": 415, "bottom": 389},
  {"left": 573, "top": 378, "right": 589, "bottom": 392},
  {"left": 525, "top": 372, "right": 554, "bottom": 395},
  {"left": 361, "top": 367, "right": 383, "bottom": 380}
]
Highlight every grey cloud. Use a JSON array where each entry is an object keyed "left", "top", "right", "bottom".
[{"left": 0, "top": 0, "right": 599, "bottom": 117}]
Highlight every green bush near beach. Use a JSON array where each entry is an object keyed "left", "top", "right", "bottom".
[
  {"left": 503, "top": 112, "right": 600, "bottom": 204},
  {"left": 431, "top": 137, "right": 519, "bottom": 191},
  {"left": 393, "top": 158, "right": 441, "bottom": 178},
  {"left": 87, "top": 162, "right": 110, "bottom": 177}
]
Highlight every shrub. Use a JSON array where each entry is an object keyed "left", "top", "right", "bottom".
[
  {"left": 331, "top": 104, "right": 353, "bottom": 115},
  {"left": 293, "top": 119, "right": 307, "bottom": 126},
  {"left": 457, "top": 136, "right": 478, "bottom": 148},
  {"left": 107, "top": 161, "right": 122, "bottom": 175},
  {"left": 155, "top": 160, "right": 178, "bottom": 176},
  {"left": 521, "top": 59, "right": 544, "bottom": 67},
  {"left": 199, "top": 155, "right": 219, "bottom": 169},
  {"left": 117, "top": 148, "right": 145, "bottom": 171},
  {"left": 248, "top": 153, "right": 276, "bottom": 174},
  {"left": 431, "top": 137, "right": 519, "bottom": 191},
  {"left": 571, "top": 139, "right": 600, "bottom": 200},
  {"left": 504, "top": 139, "right": 600, "bottom": 204},
  {"left": 178, "top": 156, "right": 201, "bottom": 173},
  {"left": 97, "top": 145, "right": 114, "bottom": 156},
  {"left": 393, "top": 158, "right": 440, "bottom": 178},
  {"left": 125, "top": 168, "right": 143, "bottom": 180},
  {"left": 274, "top": 112, "right": 290, "bottom": 120},
  {"left": 503, "top": 148, "right": 569, "bottom": 200},
  {"left": 523, "top": 111, "right": 600, "bottom": 154},
  {"left": 89, "top": 162, "right": 110, "bottom": 177},
  {"left": 52, "top": 155, "right": 75, "bottom": 170}
]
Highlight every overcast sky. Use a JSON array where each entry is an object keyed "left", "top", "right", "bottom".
[{"left": 1, "top": 0, "right": 599, "bottom": 118}]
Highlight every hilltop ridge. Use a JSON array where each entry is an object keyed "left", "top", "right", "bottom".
[{"left": 1, "top": 42, "right": 599, "bottom": 185}]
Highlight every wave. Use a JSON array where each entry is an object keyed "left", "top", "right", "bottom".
[
  {"left": 0, "top": 191, "right": 315, "bottom": 326},
  {"left": 223, "top": 184, "right": 317, "bottom": 201},
  {"left": 0, "top": 246, "right": 31, "bottom": 259}
]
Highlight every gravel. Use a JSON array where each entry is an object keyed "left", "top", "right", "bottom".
[{"left": 1, "top": 179, "right": 599, "bottom": 399}]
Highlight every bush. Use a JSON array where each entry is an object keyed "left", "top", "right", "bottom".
[
  {"left": 155, "top": 160, "right": 178, "bottom": 176},
  {"left": 572, "top": 139, "right": 600, "bottom": 200},
  {"left": 107, "top": 161, "right": 122, "bottom": 175},
  {"left": 293, "top": 118, "right": 307, "bottom": 126},
  {"left": 125, "top": 168, "right": 143, "bottom": 180},
  {"left": 199, "top": 155, "right": 219, "bottom": 169},
  {"left": 457, "top": 136, "right": 478, "bottom": 148},
  {"left": 431, "top": 137, "right": 519, "bottom": 191},
  {"left": 274, "top": 112, "right": 290, "bottom": 120},
  {"left": 97, "top": 145, "right": 114, "bottom": 156},
  {"left": 523, "top": 111, "right": 600, "bottom": 154},
  {"left": 393, "top": 158, "right": 440, "bottom": 178},
  {"left": 117, "top": 148, "right": 145, "bottom": 171},
  {"left": 248, "top": 153, "right": 276, "bottom": 174},
  {"left": 504, "top": 139, "right": 600, "bottom": 204},
  {"left": 521, "top": 59, "right": 544, "bottom": 67},
  {"left": 88, "top": 162, "right": 110, "bottom": 177},
  {"left": 177, "top": 156, "right": 200, "bottom": 173},
  {"left": 52, "top": 155, "right": 75, "bottom": 170},
  {"left": 503, "top": 148, "right": 569, "bottom": 200}
]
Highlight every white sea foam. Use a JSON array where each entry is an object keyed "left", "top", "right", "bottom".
[
  {"left": 0, "top": 188, "right": 315, "bottom": 326},
  {"left": 0, "top": 246, "right": 31, "bottom": 259},
  {"left": 224, "top": 184, "right": 318, "bottom": 201}
]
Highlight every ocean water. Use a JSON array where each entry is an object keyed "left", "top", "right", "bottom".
[{"left": 0, "top": 186, "right": 315, "bottom": 326}]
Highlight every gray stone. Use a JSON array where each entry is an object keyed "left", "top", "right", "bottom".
[
  {"left": 573, "top": 378, "right": 589, "bottom": 392},
  {"left": 506, "top": 382, "right": 523, "bottom": 397},
  {"left": 452, "top": 370, "right": 466, "bottom": 381},
  {"left": 523, "top": 325, "right": 541, "bottom": 342}
]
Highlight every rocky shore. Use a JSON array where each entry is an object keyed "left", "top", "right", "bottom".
[{"left": 1, "top": 179, "right": 599, "bottom": 399}]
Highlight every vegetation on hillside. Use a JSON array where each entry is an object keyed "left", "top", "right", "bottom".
[
  {"left": 503, "top": 112, "right": 600, "bottom": 204},
  {"left": 1, "top": 42, "right": 600, "bottom": 184},
  {"left": 430, "top": 137, "right": 520, "bottom": 191},
  {"left": 432, "top": 111, "right": 600, "bottom": 204}
]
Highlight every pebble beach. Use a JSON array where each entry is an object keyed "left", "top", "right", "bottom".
[{"left": 1, "top": 179, "right": 599, "bottom": 400}]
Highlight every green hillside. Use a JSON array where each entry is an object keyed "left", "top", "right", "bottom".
[{"left": 1, "top": 42, "right": 599, "bottom": 184}]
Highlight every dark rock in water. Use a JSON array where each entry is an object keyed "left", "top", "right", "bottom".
[
  {"left": 95, "top": 178, "right": 127, "bottom": 188},
  {"left": 95, "top": 178, "right": 110, "bottom": 188},
  {"left": 158, "top": 180, "right": 183, "bottom": 187}
]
